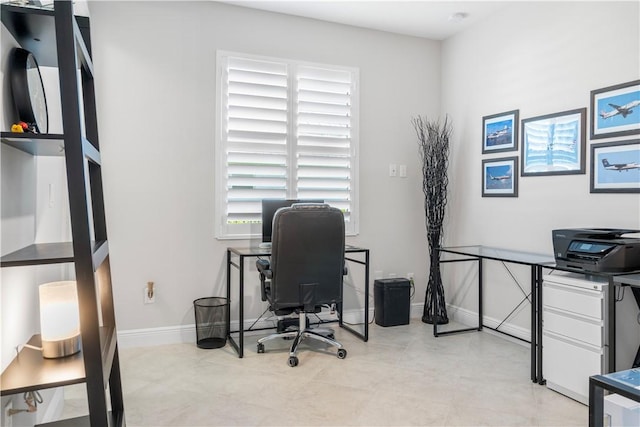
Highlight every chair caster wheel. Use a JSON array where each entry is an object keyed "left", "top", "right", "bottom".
[
  {"left": 257, "top": 343, "right": 265, "bottom": 354},
  {"left": 337, "top": 349, "right": 347, "bottom": 359},
  {"left": 288, "top": 356, "right": 299, "bottom": 367}
]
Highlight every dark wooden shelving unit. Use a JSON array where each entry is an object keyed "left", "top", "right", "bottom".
[{"left": 1, "top": 2, "right": 125, "bottom": 426}]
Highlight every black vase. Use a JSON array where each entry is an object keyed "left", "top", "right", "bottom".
[{"left": 422, "top": 249, "right": 449, "bottom": 325}]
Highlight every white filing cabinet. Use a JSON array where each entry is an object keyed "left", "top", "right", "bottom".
[{"left": 543, "top": 271, "right": 609, "bottom": 405}]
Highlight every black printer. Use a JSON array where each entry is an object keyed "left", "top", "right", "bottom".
[{"left": 552, "top": 228, "right": 640, "bottom": 273}]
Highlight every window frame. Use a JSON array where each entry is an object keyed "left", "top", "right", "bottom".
[{"left": 215, "top": 50, "right": 359, "bottom": 240}]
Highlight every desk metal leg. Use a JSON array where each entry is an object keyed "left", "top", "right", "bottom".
[
  {"left": 524, "top": 264, "right": 548, "bottom": 385},
  {"left": 238, "top": 255, "right": 244, "bottom": 358},
  {"left": 226, "top": 250, "right": 234, "bottom": 352},
  {"left": 608, "top": 276, "right": 616, "bottom": 373},
  {"left": 226, "top": 251, "right": 243, "bottom": 358},
  {"left": 340, "top": 250, "right": 370, "bottom": 342},
  {"left": 433, "top": 255, "right": 482, "bottom": 337},
  {"left": 537, "top": 265, "right": 545, "bottom": 384},
  {"left": 478, "top": 258, "right": 483, "bottom": 330},
  {"left": 589, "top": 377, "right": 604, "bottom": 427},
  {"left": 632, "top": 287, "right": 640, "bottom": 368},
  {"left": 530, "top": 265, "right": 536, "bottom": 383},
  {"left": 433, "top": 259, "right": 438, "bottom": 337},
  {"left": 227, "top": 250, "right": 244, "bottom": 357},
  {"left": 364, "top": 249, "right": 369, "bottom": 341}
]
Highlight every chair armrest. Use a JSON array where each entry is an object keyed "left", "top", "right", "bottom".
[
  {"left": 256, "top": 259, "right": 272, "bottom": 302},
  {"left": 256, "top": 259, "right": 272, "bottom": 278}
]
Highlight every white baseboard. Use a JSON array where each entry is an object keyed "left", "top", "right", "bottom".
[
  {"left": 118, "top": 304, "right": 530, "bottom": 348},
  {"left": 118, "top": 324, "right": 196, "bottom": 348},
  {"left": 118, "top": 308, "right": 375, "bottom": 349}
]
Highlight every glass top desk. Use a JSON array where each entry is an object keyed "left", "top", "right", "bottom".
[
  {"left": 437, "top": 245, "right": 638, "bottom": 386},
  {"left": 226, "top": 244, "right": 370, "bottom": 358},
  {"left": 436, "top": 245, "right": 556, "bottom": 384},
  {"left": 589, "top": 368, "right": 640, "bottom": 427}
]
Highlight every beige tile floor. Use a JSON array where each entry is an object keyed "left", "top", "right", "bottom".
[{"left": 63, "top": 319, "right": 587, "bottom": 426}]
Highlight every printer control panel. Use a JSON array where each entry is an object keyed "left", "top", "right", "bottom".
[{"left": 568, "top": 241, "right": 615, "bottom": 254}]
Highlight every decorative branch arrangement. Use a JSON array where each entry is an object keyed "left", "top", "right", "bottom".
[{"left": 412, "top": 116, "right": 452, "bottom": 325}]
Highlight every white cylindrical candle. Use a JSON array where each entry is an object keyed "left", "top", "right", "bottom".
[{"left": 39, "top": 281, "right": 81, "bottom": 358}]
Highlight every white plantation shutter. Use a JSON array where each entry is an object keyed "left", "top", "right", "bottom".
[
  {"left": 224, "top": 57, "right": 288, "bottom": 230},
  {"left": 216, "top": 52, "right": 358, "bottom": 239},
  {"left": 296, "top": 65, "right": 354, "bottom": 223}
]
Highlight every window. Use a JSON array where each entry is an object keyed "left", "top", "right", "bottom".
[{"left": 215, "top": 51, "right": 359, "bottom": 239}]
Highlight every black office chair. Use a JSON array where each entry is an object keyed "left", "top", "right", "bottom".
[{"left": 256, "top": 203, "right": 347, "bottom": 367}]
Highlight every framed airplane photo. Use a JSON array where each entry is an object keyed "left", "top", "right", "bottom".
[
  {"left": 590, "top": 139, "right": 640, "bottom": 193},
  {"left": 590, "top": 80, "right": 640, "bottom": 140},
  {"left": 482, "top": 156, "right": 518, "bottom": 197},
  {"left": 482, "top": 110, "right": 519, "bottom": 154},
  {"left": 521, "top": 108, "right": 586, "bottom": 176}
]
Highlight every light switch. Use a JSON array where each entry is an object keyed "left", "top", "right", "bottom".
[
  {"left": 389, "top": 164, "right": 397, "bottom": 177},
  {"left": 399, "top": 165, "right": 407, "bottom": 178}
]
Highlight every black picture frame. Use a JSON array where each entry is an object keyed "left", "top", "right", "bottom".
[
  {"left": 521, "top": 108, "right": 586, "bottom": 176},
  {"left": 590, "top": 139, "right": 640, "bottom": 193},
  {"left": 482, "top": 156, "right": 518, "bottom": 197},
  {"left": 482, "top": 110, "right": 519, "bottom": 154},
  {"left": 590, "top": 80, "right": 640, "bottom": 140}
]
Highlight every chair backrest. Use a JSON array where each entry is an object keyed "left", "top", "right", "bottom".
[{"left": 269, "top": 203, "right": 345, "bottom": 311}]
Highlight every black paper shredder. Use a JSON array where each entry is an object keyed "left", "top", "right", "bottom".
[{"left": 374, "top": 278, "right": 411, "bottom": 327}]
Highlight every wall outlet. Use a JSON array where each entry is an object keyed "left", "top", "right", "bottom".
[
  {"left": 407, "top": 272, "right": 414, "bottom": 280},
  {"left": 144, "top": 282, "right": 155, "bottom": 304}
]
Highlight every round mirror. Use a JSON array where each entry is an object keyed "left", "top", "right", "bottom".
[{"left": 10, "top": 48, "right": 48, "bottom": 134}]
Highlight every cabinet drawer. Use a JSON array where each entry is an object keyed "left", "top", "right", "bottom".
[
  {"left": 543, "top": 281, "right": 603, "bottom": 320},
  {"left": 544, "top": 272, "right": 607, "bottom": 292},
  {"left": 543, "top": 331, "right": 603, "bottom": 403},
  {"left": 543, "top": 307, "right": 603, "bottom": 347}
]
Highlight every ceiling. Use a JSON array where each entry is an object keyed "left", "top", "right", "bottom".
[{"left": 219, "top": 1, "right": 512, "bottom": 40}]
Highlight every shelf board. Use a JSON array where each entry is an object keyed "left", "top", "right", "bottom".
[
  {"left": 1, "top": 132, "right": 65, "bottom": 156},
  {"left": 1, "top": 326, "right": 116, "bottom": 396},
  {"left": 1, "top": 241, "right": 107, "bottom": 268},
  {"left": 1, "top": 242, "right": 74, "bottom": 267},
  {"left": 0, "top": 334, "right": 85, "bottom": 396}
]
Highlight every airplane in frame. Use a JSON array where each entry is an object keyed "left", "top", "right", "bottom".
[
  {"left": 487, "top": 125, "right": 510, "bottom": 139},
  {"left": 599, "top": 100, "right": 640, "bottom": 120},
  {"left": 489, "top": 169, "right": 512, "bottom": 181},
  {"left": 602, "top": 158, "right": 640, "bottom": 172}
]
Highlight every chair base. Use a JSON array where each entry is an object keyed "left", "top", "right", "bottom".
[{"left": 257, "top": 311, "right": 347, "bottom": 367}]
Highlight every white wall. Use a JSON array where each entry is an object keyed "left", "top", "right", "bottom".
[
  {"left": 88, "top": 1, "right": 440, "bottom": 331},
  {"left": 441, "top": 1, "right": 640, "bottom": 355}
]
